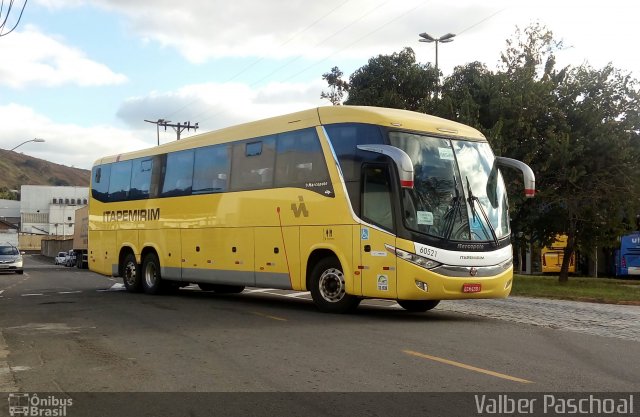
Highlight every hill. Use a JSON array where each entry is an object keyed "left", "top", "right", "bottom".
[{"left": 0, "top": 149, "right": 90, "bottom": 191}]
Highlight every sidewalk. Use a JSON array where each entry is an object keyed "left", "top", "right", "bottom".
[{"left": 439, "top": 296, "right": 640, "bottom": 342}]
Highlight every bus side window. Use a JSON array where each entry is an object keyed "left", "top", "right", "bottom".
[
  {"left": 362, "top": 165, "right": 394, "bottom": 231},
  {"left": 161, "top": 150, "right": 195, "bottom": 197},
  {"left": 230, "top": 136, "right": 276, "bottom": 191},
  {"left": 91, "top": 164, "right": 111, "bottom": 202},
  {"left": 193, "top": 145, "right": 230, "bottom": 194},
  {"left": 107, "top": 160, "right": 132, "bottom": 202},
  {"left": 275, "top": 128, "right": 329, "bottom": 187},
  {"left": 130, "top": 158, "right": 153, "bottom": 200}
]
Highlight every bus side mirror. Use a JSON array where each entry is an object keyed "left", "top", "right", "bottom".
[
  {"left": 357, "top": 144, "right": 414, "bottom": 189},
  {"left": 494, "top": 156, "right": 536, "bottom": 198}
]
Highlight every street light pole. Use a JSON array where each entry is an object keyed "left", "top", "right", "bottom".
[
  {"left": 10, "top": 138, "right": 45, "bottom": 152},
  {"left": 418, "top": 32, "right": 456, "bottom": 77}
]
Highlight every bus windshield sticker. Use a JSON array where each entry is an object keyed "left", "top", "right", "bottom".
[
  {"left": 438, "top": 147, "right": 454, "bottom": 160},
  {"left": 417, "top": 211, "right": 434, "bottom": 225},
  {"left": 377, "top": 275, "right": 388, "bottom": 291}
]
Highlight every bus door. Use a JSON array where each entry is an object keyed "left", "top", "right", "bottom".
[{"left": 359, "top": 165, "right": 397, "bottom": 298}]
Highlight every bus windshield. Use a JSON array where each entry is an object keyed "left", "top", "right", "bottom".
[{"left": 389, "top": 131, "right": 509, "bottom": 242}]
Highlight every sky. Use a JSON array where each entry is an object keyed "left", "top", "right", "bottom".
[{"left": 0, "top": 0, "right": 638, "bottom": 170}]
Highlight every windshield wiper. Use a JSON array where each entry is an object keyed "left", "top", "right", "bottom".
[
  {"left": 443, "top": 176, "right": 464, "bottom": 240},
  {"left": 466, "top": 176, "right": 499, "bottom": 246}
]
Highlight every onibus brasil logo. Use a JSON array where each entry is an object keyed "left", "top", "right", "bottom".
[{"left": 8, "top": 393, "right": 73, "bottom": 416}]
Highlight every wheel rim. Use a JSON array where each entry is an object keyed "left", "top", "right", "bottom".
[
  {"left": 124, "top": 261, "right": 137, "bottom": 287},
  {"left": 318, "top": 268, "right": 345, "bottom": 303},
  {"left": 144, "top": 261, "right": 157, "bottom": 288}
]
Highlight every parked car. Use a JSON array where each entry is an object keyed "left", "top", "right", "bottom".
[
  {"left": 0, "top": 244, "right": 24, "bottom": 274},
  {"left": 55, "top": 251, "right": 67, "bottom": 265}
]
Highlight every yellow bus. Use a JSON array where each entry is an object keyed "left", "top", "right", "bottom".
[
  {"left": 541, "top": 234, "right": 576, "bottom": 274},
  {"left": 89, "top": 106, "right": 535, "bottom": 313}
]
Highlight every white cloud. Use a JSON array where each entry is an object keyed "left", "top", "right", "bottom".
[
  {"left": 0, "top": 25, "right": 127, "bottom": 88},
  {"left": 32, "top": 0, "right": 640, "bottom": 79},
  {"left": 116, "top": 79, "right": 329, "bottom": 133},
  {"left": 0, "top": 104, "right": 149, "bottom": 169},
  {"left": 1, "top": 80, "right": 329, "bottom": 169}
]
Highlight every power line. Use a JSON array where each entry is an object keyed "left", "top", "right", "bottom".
[
  {"left": 144, "top": 119, "right": 199, "bottom": 145},
  {"left": 0, "top": 0, "right": 28, "bottom": 37},
  {"left": 279, "top": 0, "right": 430, "bottom": 84},
  {"left": 192, "top": 0, "right": 402, "bottom": 125},
  {"left": 163, "top": 0, "right": 355, "bottom": 120},
  {"left": 171, "top": 0, "right": 393, "bottom": 124},
  {"left": 245, "top": 0, "right": 391, "bottom": 90},
  {"left": 170, "top": 2, "right": 505, "bottom": 127},
  {"left": 456, "top": 7, "right": 506, "bottom": 37}
]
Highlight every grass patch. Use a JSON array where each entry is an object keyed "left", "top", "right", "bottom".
[{"left": 511, "top": 274, "right": 640, "bottom": 305}]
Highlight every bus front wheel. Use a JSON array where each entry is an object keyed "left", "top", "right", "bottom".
[
  {"left": 397, "top": 299, "right": 440, "bottom": 312},
  {"left": 142, "top": 252, "right": 164, "bottom": 295},
  {"left": 309, "top": 258, "right": 360, "bottom": 313},
  {"left": 122, "top": 253, "right": 142, "bottom": 293}
]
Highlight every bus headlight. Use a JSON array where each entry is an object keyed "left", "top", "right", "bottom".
[
  {"left": 415, "top": 280, "right": 429, "bottom": 292},
  {"left": 385, "top": 244, "right": 441, "bottom": 269}
]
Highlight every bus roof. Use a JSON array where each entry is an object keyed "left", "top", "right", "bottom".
[{"left": 94, "top": 106, "right": 486, "bottom": 165}]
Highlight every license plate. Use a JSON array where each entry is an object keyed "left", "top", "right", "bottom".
[{"left": 462, "top": 283, "right": 481, "bottom": 293}]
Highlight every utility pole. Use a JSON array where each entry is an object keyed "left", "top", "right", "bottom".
[{"left": 144, "top": 119, "right": 199, "bottom": 145}]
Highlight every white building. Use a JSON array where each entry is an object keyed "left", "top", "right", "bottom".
[
  {"left": 0, "top": 199, "right": 20, "bottom": 246},
  {"left": 0, "top": 199, "right": 20, "bottom": 225},
  {"left": 20, "top": 185, "right": 89, "bottom": 236}
]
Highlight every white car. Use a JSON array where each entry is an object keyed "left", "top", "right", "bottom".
[
  {"left": 55, "top": 251, "right": 67, "bottom": 265},
  {"left": 0, "top": 244, "right": 24, "bottom": 274}
]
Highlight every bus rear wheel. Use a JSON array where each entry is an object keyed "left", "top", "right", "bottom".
[
  {"left": 397, "top": 299, "right": 440, "bottom": 313},
  {"left": 142, "top": 252, "right": 164, "bottom": 295},
  {"left": 309, "top": 258, "right": 360, "bottom": 313},
  {"left": 122, "top": 253, "right": 142, "bottom": 293}
]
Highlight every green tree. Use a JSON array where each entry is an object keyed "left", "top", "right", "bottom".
[
  {"left": 0, "top": 187, "right": 18, "bottom": 200},
  {"left": 344, "top": 47, "right": 438, "bottom": 111},
  {"left": 483, "top": 24, "right": 640, "bottom": 281},
  {"left": 320, "top": 23, "right": 640, "bottom": 282},
  {"left": 320, "top": 66, "right": 349, "bottom": 105},
  {"left": 549, "top": 64, "right": 640, "bottom": 280}
]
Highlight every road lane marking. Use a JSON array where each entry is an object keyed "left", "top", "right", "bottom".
[
  {"left": 97, "top": 283, "right": 125, "bottom": 292},
  {"left": 22, "top": 293, "right": 44, "bottom": 297},
  {"left": 58, "top": 291, "right": 82, "bottom": 294},
  {"left": 251, "top": 311, "right": 287, "bottom": 321},
  {"left": 402, "top": 350, "right": 533, "bottom": 384},
  {"left": 282, "top": 291, "right": 311, "bottom": 298}
]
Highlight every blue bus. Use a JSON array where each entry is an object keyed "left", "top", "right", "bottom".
[{"left": 614, "top": 232, "right": 640, "bottom": 277}]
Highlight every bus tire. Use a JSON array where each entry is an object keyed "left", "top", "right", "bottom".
[
  {"left": 397, "top": 299, "right": 440, "bottom": 312},
  {"left": 142, "top": 252, "right": 164, "bottom": 295},
  {"left": 309, "top": 257, "right": 360, "bottom": 313},
  {"left": 122, "top": 253, "right": 142, "bottom": 293}
]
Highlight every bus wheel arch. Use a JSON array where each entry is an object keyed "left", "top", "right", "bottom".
[
  {"left": 306, "top": 250, "right": 360, "bottom": 313},
  {"left": 397, "top": 299, "right": 440, "bottom": 312},
  {"left": 119, "top": 247, "right": 142, "bottom": 293}
]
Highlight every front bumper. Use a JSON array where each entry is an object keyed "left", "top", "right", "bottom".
[
  {"left": 0, "top": 259, "right": 23, "bottom": 273},
  {"left": 397, "top": 258, "right": 513, "bottom": 300}
]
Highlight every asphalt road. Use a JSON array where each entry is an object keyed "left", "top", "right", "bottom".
[{"left": 1, "top": 254, "right": 638, "bottom": 395}]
